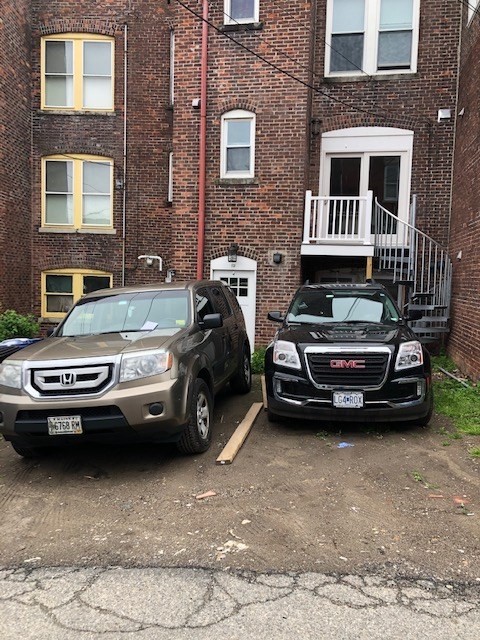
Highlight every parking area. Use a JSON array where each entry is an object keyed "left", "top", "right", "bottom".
[{"left": 0, "top": 375, "right": 478, "bottom": 582}]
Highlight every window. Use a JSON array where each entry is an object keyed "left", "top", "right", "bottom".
[
  {"left": 221, "top": 110, "right": 255, "bottom": 179},
  {"left": 469, "top": 1, "right": 480, "bottom": 23},
  {"left": 42, "top": 34, "right": 114, "bottom": 111},
  {"left": 42, "top": 269, "right": 112, "bottom": 318},
  {"left": 169, "top": 30, "right": 175, "bottom": 105},
  {"left": 224, "top": 0, "right": 259, "bottom": 24},
  {"left": 326, "top": 0, "right": 419, "bottom": 76},
  {"left": 196, "top": 290, "right": 215, "bottom": 322},
  {"left": 168, "top": 152, "right": 173, "bottom": 203},
  {"left": 42, "top": 155, "right": 113, "bottom": 229}
]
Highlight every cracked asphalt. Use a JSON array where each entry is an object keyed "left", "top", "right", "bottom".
[
  {"left": 1, "top": 566, "right": 480, "bottom": 639},
  {"left": 1, "top": 377, "right": 479, "bottom": 637}
]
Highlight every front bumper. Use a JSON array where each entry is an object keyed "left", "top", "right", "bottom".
[
  {"left": 266, "top": 370, "right": 432, "bottom": 423},
  {"left": 0, "top": 375, "right": 189, "bottom": 445}
]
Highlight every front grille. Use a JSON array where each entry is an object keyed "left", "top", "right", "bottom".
[
  {"left": 306, "top": 352, "right": 389, "bottom": 387},
  {"left": 30, "top": 363, "right": 114, "bottom": 397}
]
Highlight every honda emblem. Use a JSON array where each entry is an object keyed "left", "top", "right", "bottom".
[{"left": 60, "top": 372, "right": 77, "bottom": 386}]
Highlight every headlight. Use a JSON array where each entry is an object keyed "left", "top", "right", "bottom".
[
  {"left": 273, "top": 340, "right": 301, "bottom": 370},
  {"left": 0, "top": 361, "right": 22, "bottom": 389},
  {"left": 395, "top": 341, "right": 423, "bottom": 371},
  {"left": 120, "top": 350, "right": 173, "bottom": 382}
]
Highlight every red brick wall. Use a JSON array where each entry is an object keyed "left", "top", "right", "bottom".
[
  {"left": 448, "top": 7, "right": 480, "bottom": 380},
  {"left": 0, "top": 0, "right": 33, "bottom": 314},
  {"left": 30, "top": 1, "right": 173, "bottom": 320}
]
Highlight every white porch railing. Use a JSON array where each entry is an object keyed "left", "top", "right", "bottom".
[{"left": 303, "top": 190, "right": 373, "bottom": 245}]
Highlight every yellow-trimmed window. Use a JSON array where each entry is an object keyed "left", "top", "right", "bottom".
[
  {"left": 41, "top": 33, "right": 114, "bottom": 111},
  {"left": 42, "top": 154, "right": 113, "bottom": 229},
  {"left": 42, "top": 269, "right": 112, "bottom": 318}
]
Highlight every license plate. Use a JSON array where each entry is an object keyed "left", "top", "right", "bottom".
[
  {"left": 47, "top": 416, "right": 83, "bottom": 435},
  {"left": 333, "top": 391, "right": 364, "bottom": 409}
]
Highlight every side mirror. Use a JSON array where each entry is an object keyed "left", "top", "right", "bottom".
[
  {"left": 200, "top": 313, "right": 223, "bottom": 329},
  {"left": 268, "top": 311, "right": 284, "bottom": 323},
  {"left": 406, "top": 309, "right": 423, "bottom": 322}
]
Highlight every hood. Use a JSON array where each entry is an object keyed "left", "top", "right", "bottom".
[
  {"left": 6, "top": 329, "right": 183, "bottom": 363},
  {"left": 277, "top": 322, "right": 414, "bottom": 346}
]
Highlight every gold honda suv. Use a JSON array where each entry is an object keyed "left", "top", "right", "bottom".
[{"left": 0, "top": 281, "right": 251, "bottom": 457}]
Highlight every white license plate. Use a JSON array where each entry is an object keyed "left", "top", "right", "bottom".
[
  {"left": 333, "top": 391, "right": 364, "bottom": 409},
  {"left": 47, "top": 416, "right": 83, "bottom": 435}
]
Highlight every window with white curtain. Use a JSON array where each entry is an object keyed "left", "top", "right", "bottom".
[
  {"left": 42, "top": 34, "right": 114, "bottom": 110},
  {"left": 221, "top": 110, "right": 256, "bottom": 178},
  {"left": 326, "top": 0, "right": 419, "bottom": 76},
  {"left": 224, "top": 0, "right": 259, "bottom": 24}
]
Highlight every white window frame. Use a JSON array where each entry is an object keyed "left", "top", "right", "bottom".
[
  {"left": 224, "top": 0, "right": 259, "bottom": 25},
  {"left": 325, "top": 0, "right": 420, "bottom": 78},
  {"left": 468, "top": 1, "right": 480, "bottom": 23},
  {"left": 169, "top": 30, "right": 175, "bottom": 105},
  {"left": 167, "top": 152, "right": 173, "bottom": 203},
  {"left": 220, "top": 110, "right": 256, "bottom": 179}
]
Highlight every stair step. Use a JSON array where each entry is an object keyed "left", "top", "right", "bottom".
[
  {"left": 408, "top": 304, "right": 448, "bottom": 311},
  {"left": 395, "top": 280, "right": 414, "bottom": 286},
  {"left": 411, "top": 327, "right": 450, "bottom": 334}
]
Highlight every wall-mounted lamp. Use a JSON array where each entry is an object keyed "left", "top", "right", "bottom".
[
  {"left": 138, "top": 255, "right": 163, "bottom": 271},
  {"left": 273, "top": 252, "right": 283, "bottom": 265},
  {"left": 165, "top": 268, "right": 176, "bottom": 283},
  {"left": 311, "top": 118, "right": 322, "bottom": 136},
  {"left": 228, "top": 243, "right": 239, "bottom": 263},
  {"left": 115, "top": 176, "right": 124, "bottom": 190}
]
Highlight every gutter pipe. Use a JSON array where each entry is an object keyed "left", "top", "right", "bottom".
[
  {"left": 196, "top": 0, "right": 208, "bottom": 279},
  {"left": 122, "top": 24, "right": 128, "bottom": 286}
]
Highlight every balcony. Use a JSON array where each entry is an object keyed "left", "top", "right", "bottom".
[{"left": 302, "top": 190, "right": 374, "bottom": 257}]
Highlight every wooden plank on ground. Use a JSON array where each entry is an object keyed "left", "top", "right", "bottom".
[
  {"left": 261, "top": 375, "right": 267, "bottom": 410},
  {"left": 216, "top": 402, "right": 263, "bottom": 465}
]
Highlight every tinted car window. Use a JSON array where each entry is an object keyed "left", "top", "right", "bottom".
[
  {"left": 210, "top": 286, "right": 233, "bottom": 318},
  {"left": 196, "top": 289, "right": 215, "bottom": 322}
]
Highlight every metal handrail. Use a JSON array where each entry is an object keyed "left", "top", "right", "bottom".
[{"left": 374, "top": 199, "right": 452, "bottom": 314}]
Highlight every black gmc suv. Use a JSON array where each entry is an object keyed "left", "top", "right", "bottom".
[{"left": 265, "top": 283, "right": 432, "bottom": 425}]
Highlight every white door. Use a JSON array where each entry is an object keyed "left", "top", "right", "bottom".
[{"left": 211, "top": 256, "right": 257, "bottom": 351}]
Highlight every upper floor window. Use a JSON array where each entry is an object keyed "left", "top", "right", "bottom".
[
  {"left": 326, "top": 0, "right": 419, "bottom": 77},
  {"left": 41, "top": 34, "right": 114, "bottom": 111},
  {"left": 169, "top": 30, "right": 175, "bottom": 105},
  {"left": 224, "top": 0, "right": 259, "bottom": 24},
  {"left": 469, "top": 1, "right": 480, "bottom": 23},
  {"left": 42, "top": 155, "right": 113, "bottom": 230},
  {"left": 221, "top": 110, "right": 256, "bottom": 179},
  {"left": 42, "top": 269, "right": 112, "bottom": 318}
]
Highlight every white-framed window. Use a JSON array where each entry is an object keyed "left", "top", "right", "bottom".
[
  {"left": 41, "top": 33, "right": 114, "bottom": 111},
  {"left": 42, "top": 155, "right": 113, "bottom": 229},
  {"left": 220, "top": 110, "right": 255, "bottom": 179},
  {"left": 325, "top": 0, "right": 420, "bottom": 77},
  {"left": 42, "top": 269, "right": 112, "bottom": 318},
  {"left": 469, "top": 1, "right": 480, "bottom": 23},
  {"left": 224, "top": 0, "right": 259, "bottom": 25}
]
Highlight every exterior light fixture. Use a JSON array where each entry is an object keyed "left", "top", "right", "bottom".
[
  {"left": 138, "top": 255, "right": 163, "bottom": 271},
  {"left": 228, "top": 243, "right": 239, "bottom": 263},
  {"left": 273, "top": 252, "right": 283, "bottom": 265}
]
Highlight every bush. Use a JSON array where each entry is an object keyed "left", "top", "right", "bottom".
[
  {"left": 0, "top": 310, "right": 39, "bottom": 342},
  {"left": 251, "top": 347, "right": 266, "bottom": 374}
]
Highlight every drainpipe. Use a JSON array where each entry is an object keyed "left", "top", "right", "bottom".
[
  {"left": 196, "top": 0, "right": 208, "bottom": 280},
  {"left": 121, "top": 24, "right": 128, "bottom": 286}
]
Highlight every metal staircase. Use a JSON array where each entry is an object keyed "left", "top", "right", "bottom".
[{"left": 373, "top": 197, "right": 452, "bottom": 345}]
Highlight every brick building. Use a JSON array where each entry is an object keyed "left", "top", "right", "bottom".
[
  {"left": 0, "top": 1, "right": 474, "bottom": 371},
  {"left": 449, "top": 1, "right": 480, "bottom": 379}
]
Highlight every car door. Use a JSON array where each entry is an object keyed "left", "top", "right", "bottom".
[
  {"left": 195, "top": 287, "right": 228, "bottom": 387},
  {"left": 210, "top": 285, "right": 238, "bottom": 378}
]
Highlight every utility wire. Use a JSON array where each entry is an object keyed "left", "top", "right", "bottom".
[{"left": 173, "top": 0, "right": 425, "bottom": 126}]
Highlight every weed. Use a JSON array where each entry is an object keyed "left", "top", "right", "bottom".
[
  {"left": 251, "top": 347, "right": 266, "bottom": 374},
  {"left": 315, "top": 430, "right": 329, "bottom": 440},
  {"left": 442, "top": 441, "right": 451, "bottom": 447},
  {"left": 431, "top": 354, "right": 458, "bottom": 373},
  {"left": 433, "top": 378, "right": 480, "bottom": 436},
  {"left": 412, "top": 471, "right": 424, "bottom": 483},
  {"left": 469, "top": 447, "right": 480, "bottom": 458}
]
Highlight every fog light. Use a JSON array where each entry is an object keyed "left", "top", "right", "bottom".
[
  {"left": 149, "top": 403, "right": 164, "bottom": 416},
  {"left": 417, "top": 381, "right": 424, "bottom": 396}
]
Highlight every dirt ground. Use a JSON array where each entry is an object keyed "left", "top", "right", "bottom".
[{"left": 0, "top": 376, "right": 478, "bottom": 582}]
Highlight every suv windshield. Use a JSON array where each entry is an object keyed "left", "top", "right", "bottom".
[
  {"left": 286, "top": 289, "right": 400, "bottom": 325},
  {"left": 57, "top": 290, "right": 191, "bottom": 337}
]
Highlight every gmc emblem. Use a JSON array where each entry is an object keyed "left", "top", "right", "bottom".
[{"left": 330, "top": 359, "right": 366, "bottom": 369}]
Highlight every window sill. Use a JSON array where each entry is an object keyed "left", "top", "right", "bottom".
[
  {"left": 216, "top": 178, "right": 258, "bottom": 186},
  {"left": 37, "top": 109, "right": 116, "bottom": 116},
  {"left": 39, "top": 227, "right": 117, "bottom": 234},
  {"left": 220, "top": 22, "right": 263, "bottom": 33},
  {"left": 39, "top": 317, "right": 62, "bottom": 324},
  {"left": 323, "top": 71, "right": 418, "bottom": 84}
]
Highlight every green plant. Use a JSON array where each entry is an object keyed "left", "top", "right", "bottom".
[
  {"left": 0, "top": 310, "right": 39, "bottom": 342},
  {"left": 251, "top": 347, "right": 266, "bottom": 374},
  {"left": 434, "top": 378, "right": 480, "bottom": 436},
  {"left": 431, "top": 353, "right": 457, "bottom": 373},
  {"left": 469, "top": 447, "right": 480, "bottom": 458}
]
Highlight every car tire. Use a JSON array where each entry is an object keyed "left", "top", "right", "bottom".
[
  {"left": 10, "top": 442, "right": 46, "bottom": 458},
  {"left": 177, "top": 379, "right": 213, "bottom": 455},
  {"left": 230, "top": 346, "right": 252, "bottom": 394}
]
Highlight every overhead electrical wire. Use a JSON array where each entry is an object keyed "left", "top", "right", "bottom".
[{"left": 173, "top": 0, "right": 427, "bottom": 126}]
